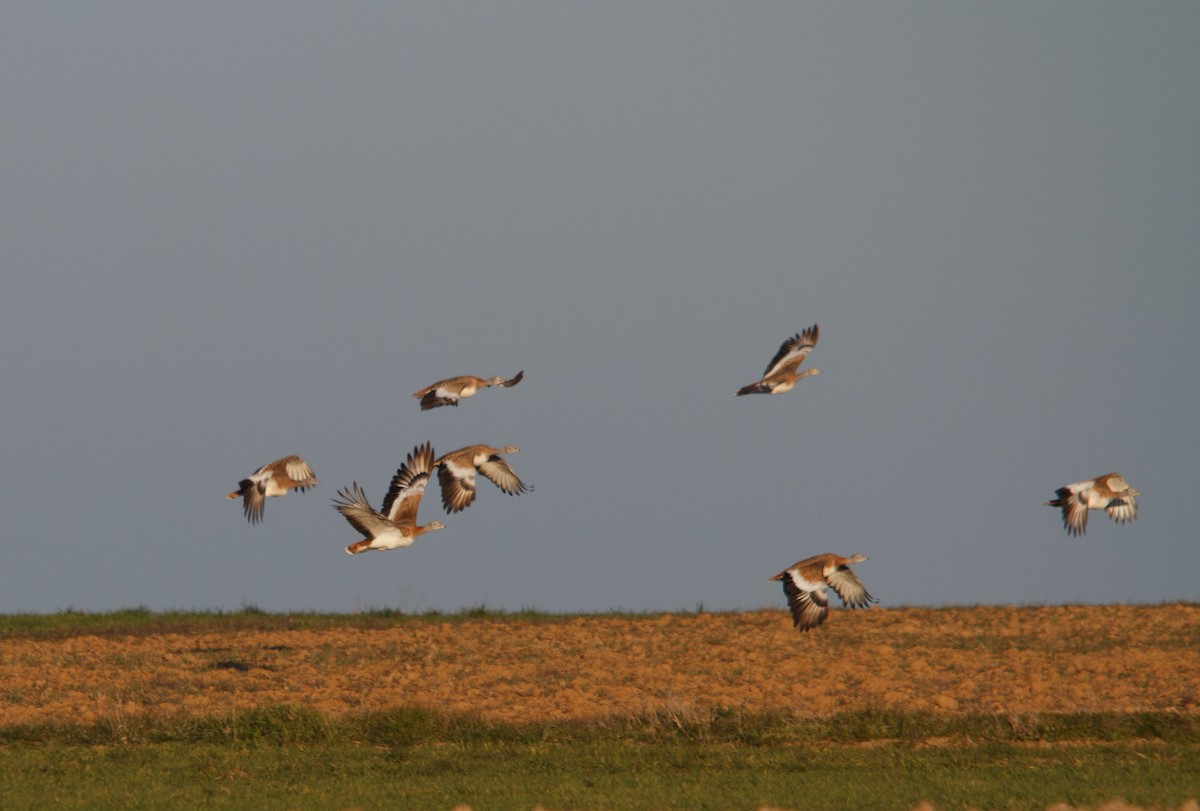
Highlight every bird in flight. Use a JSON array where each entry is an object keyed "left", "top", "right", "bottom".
[
  {"left": 769, "top": 553, "right": 876, "bottom": 631},
  {"left": 1045, "top": 473, "right": 1141, "bottom": 536},
  {"left": 412, "top": 370, "right": 524, "bottom": 410},
  {"left": 335, "top": 442, "right": 446, "bottom": 554},
  {"left": 226, "top": 455, "right": 318, "bottom": 525},
  {"left": 736, "top": 325, "right": 821, "bottom": 396},
  {"left": 433, "top": 444, "right": 531, "bottom": 514}
]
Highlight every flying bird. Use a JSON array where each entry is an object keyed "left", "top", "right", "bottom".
[
  {"left": 226, "top": 455, "right": 318, "bottom": 525},
  {"left": 736, "top": 324, "right": 821, "bottom": 396},
  {"left": 334, "top": 442, "right": 446, "bottom": 554},
  {"left": 1045, "top": 473, "right": 1141, "bottom": 536},
  {"left": 769, "top": 553, "right": 876, "bottom": 631},
  {"left": 434, "top": 444, "right": 531, "bottom": 514},
  {"left": 412, "top": 370, "right": 524, "bottom": 410}
]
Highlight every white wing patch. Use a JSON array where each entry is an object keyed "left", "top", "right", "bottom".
[{"left": 787, "top": 569, "right": 823, "bottom": 595}]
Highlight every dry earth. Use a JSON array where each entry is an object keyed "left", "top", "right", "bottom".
[{"left": 1, "top": 605, "right": 1198, "bottom": 728}]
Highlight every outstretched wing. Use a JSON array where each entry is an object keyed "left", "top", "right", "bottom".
[
  {"left": 762, "top": 324, "right": 819, "bottom": 378},
  {"left": 825, "top": 565, "right": 877, "bottom": 609},
  {"left": 500, "top": 370, "right": 525, "bottom": 388},
  {"left": 478, "top": 456, "right": 530, "bottom": 497},
  {"left": 332, "top": 483, "right": 393, "bottom": 538},
  {"left": 382, "top": 443, "right": 436, "bottom": 522}
]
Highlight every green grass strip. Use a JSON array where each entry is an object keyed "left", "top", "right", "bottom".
[
  {"left": 1, "top": 734, "right": 1196, "bottom": 810},
  {"left": 3, "top": 705, "right": 1198, "bottom": 746}
]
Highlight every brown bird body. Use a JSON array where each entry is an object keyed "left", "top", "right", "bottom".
[
  {"left": 769, "top": 553, "right": 876, "bottom": 631},
  {"left": 736, "top": 325, "right": 821, "bottom": 396},
  {"left": 412, "top": 370, "right": 524, "bottom": 410},
  {"left": 335, "top": 442, "right": 446, "bottom": 554},
  {"left": 226, "top": 455, "right": 318, "bottom": 525},
  {"left": 433, "top": 444, "right": 530, "bottom": 513},
  {"left": 1045, "top": 473, "right": 1141, "bottom": 536}
]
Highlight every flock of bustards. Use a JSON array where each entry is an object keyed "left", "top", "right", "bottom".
[{"left": 226, "top": 326, "right": 1141, "bottom": 632}]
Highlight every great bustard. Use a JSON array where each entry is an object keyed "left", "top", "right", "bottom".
[
  {"left": 769, "top": 553, "right": 876, "bottom": 631},
  {"left": 412, "top": 370, "right": 524, "bottom": 410},
  {"left": 226, "top": 455, "right": 318, "bottom": 525},
  {"left": 334, "top": 442, "right": 446, "bottom": 554},
  {"left": 736, "top": 325, "right": 821, "bottom": 396},
  {"left": 433, "top": 444, "right": 531, "bottom": 514},
  {"left": 1045, "top": 473, "right": 1141, "bottom": 536}
]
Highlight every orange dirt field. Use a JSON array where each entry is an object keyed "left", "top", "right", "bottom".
[{"left": 1, "top": 604, "right": 1198, "bottom": 728}]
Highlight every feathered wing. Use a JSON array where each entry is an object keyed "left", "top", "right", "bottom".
[
  {"left": 774, "top": 569, "right": 830, "bottom": 631},
  {"left": 1099, "top": 474, "right": 1138, "bottom": 526},
  {"left": 500, "top": 370, "right": 525, "bottom": 388},
  {"left": 825, "top": 565, "right": 877, "bottom": 609},
  {"left": 227, "top": 460, "right": 276, "bottom": 525},
  {"left": 420, "top": 391, "right": 458, "bottom": 410},
  {"left": 1106, "top": 495, "right": 1138, "bottom": 525},
  {"left": 282, "top": 456, "right": 318, "bottom": 491},
  {"left": 735, "top": 381, "right": 773, "bottom": 396},
  {"left": 1049, "top": 484, "right": 1090, "bottom": 536},
  {"left": 762, "top": 324, "right": 819, "bottom": 378},
  {"left": 477, "top": 456, "right": 531, "bottom": 497},
  {"left": 410, "top": 379, "right": 447, "bottom": 399},
  {"left": 437, "top": 460, "right": 478, "bottom": 513},
  {"left": 381, "top": 443, "right": 436, "bottom": 522},
  {"left": 332, "top": 483, "right": 395, "bottom": 539},
  {"left": 240, "top": 480, "right": 267, "bottom": 525}
]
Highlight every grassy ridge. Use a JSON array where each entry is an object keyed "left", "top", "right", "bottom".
[{"left": 0, "top": 605, "right": 570, "bottom": 639}]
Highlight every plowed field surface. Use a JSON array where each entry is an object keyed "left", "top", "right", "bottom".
[{"left": 2, "top": 605, "right": 1198, "bottom": 727}]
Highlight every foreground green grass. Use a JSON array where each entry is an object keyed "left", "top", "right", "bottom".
[
  {"left": 2, "top": 707, "right": 1198, "bottom": 810},
  {"left": 3, "top": 735, "right": 1196, "bottom": 810}
]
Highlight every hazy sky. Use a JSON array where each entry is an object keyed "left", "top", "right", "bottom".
[{"left": 2, "top": 3, "right": 1197, "bottom": 615}]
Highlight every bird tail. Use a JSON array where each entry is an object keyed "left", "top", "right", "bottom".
[
  {"left": 226, "top": 479, "right": 252, "bottom": 499},
  {"left": 736, "top": 382, "right": 770, "bottom": 396},
  {"left": 346, "top": 539, "right": 372, "bottom": 555}
]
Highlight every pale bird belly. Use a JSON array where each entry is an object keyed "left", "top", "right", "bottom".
[
  {"left": 263, "top": 479, "right": 291, "bottom": 498},
  {"left": 372, "top": 529, "right": 413, "bottom": 550}
]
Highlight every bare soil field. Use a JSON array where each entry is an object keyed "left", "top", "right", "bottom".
[{"left": 2, "top": 604, "right": 1198, "bottom": 728}]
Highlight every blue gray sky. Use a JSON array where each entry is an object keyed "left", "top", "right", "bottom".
[{"left": 2, "top": 3, "right": 1197, "bottom": 614}]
